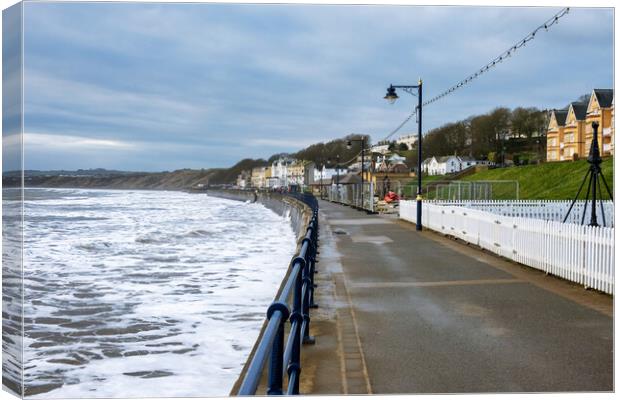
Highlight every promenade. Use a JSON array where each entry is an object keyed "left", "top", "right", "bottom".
[{"left": 301, "top": 200, "right": 613, "bottom": 394}]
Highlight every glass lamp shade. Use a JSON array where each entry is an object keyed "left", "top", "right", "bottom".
[{"left": 384, "top": 85, "right": 398, "bottom": 104}]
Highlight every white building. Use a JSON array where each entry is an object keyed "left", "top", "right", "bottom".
[
  {"left": 313, "top": 166, "right": 347, "bottom": 182},
  {"left": 422, "top": 156, "right": 490, "bottom": 176},
  {"left": 348, "top": 154, "right": 373, "bottom": 173},
  {"left": 395, "top": 134, "right": 417, "bottom": 150},
  {"left": 370, "top": 143, "right": 390, "bottom": 154},
  {"left": 270, "top": 157, "right": 296, "bottom": 187},
  {"left": 236, "top": 170, "right": 252, "bottom": 188}
]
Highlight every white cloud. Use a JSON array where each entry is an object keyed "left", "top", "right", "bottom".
[
  {"left": 24, "top": 133, "right": 136, "bottom": 151},
  {"left": 247, "top": 137, "right": 329, "bottom": 149},
  {"left": 22, "top": 70, "right": 217, "bottom": 147},
  {"left": 2, "top": 133, "right": 21, "bottom": 146}
]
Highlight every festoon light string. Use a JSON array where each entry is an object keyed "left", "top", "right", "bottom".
[{"left": 381, "top": 7, "right": 570, "bottom": 142}]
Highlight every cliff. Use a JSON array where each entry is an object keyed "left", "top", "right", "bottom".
[{"left": 3, "top": 169, "right": 216, "bottom": 190}]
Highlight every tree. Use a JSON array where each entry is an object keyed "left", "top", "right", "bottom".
[
  {"left": 292, "top": 134, "right": 371, "bottom": 167},
  {"left": 470, "top": 114, "right": 495, "bottom": 158},
  {"left": 422, "top": 127, "right": 451, "bottom": 156},
  {"left": 268, "top": 153, "right": 290, "bottom": 163},
  {"left": 398, "top": 142, "right": 409, "bottom": 151},
  {"left": 209, "top": 158, "right": 269, "bottom": 184},
  {"left": 575, "top": 93, "right": 590, "bottom": 103},
  {"left": 512, "top": 107, "right": 546, "bottom": 140},
  {"left": 489, "top": 107, "right": 511, "bottom": 143},
  {"left": 405, "top": 143, "right": 419, "bottom": 168},
  {"left": 511, "top": 107, "right": 530, "bottom": 138},
  {"left": 444, "top": 122, "right": 469, "bottom": 153}
]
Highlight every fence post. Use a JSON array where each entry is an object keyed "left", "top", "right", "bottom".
[
  {"left": 370, "top": 181, "right": 375, "bottom": 212},
  {"left": 581, "top": 226, "right": 587, "bottom": 288}
]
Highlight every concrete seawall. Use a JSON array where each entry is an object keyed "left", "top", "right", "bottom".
[{"left": 204, "top": 189, "right": 313, "bottom": 395}]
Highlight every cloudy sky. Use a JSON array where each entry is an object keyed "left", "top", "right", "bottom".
[{"left": 14, "top": 2, "right": 614, "bottom": 171}]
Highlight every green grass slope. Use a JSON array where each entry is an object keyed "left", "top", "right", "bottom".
[{"left": 461, "top": 158, "right": 614, "bottom": 200}]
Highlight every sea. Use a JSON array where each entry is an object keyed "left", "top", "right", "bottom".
[{"left": 2, "top": 188, "right": 296, "bottom": 397}]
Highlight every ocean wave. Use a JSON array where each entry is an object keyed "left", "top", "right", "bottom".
[
  {"left": 141, "top": 255, "right": 181, "bottom": 263},
  {"left": 17, "top": 188, "right": 297, "bottom": 398},
  {"left": 180, "top": 229, "right": 212, "bottom": 238},
  {"left": 135, "top": 235, "right": 166, "bottom": 244},
  {"left": 75, "top": 241, "right": 113, "bottom": 252}
]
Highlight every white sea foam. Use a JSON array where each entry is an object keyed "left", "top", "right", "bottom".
[{"left": 17, "top": 188, "right": 296, "bottom": 398}]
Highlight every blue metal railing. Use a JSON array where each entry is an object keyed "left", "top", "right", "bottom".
[{"left": 238, "top": 193, "right": 319, "bottom": 396}]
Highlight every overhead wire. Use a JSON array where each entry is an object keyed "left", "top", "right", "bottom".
[{"left": 380, "top": 7, "right": 570, "bottom": 142}]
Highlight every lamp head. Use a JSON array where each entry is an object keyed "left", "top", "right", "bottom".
[{"left": 384, "top": 85, "right": 398, "bottom": 104}]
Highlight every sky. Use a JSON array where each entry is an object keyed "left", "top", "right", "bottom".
[{"left": 6, "top": 2, "right": 615, "bottom": 171}]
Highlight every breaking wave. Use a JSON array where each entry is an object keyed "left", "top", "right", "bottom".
[{"left": 10, "top": 188, "right": 296, "bottom": 397}]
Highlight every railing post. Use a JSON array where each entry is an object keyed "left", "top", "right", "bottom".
[
  {"left": 308, "top": 247, "right": 318, "bottom": 309},
  {"left": 287, "top": 258, "right": 304, "bottom": 395},
  {"left": 266, "top": 302, "right": 290, "bottom": 395},
  {"left": 301, "top": 233, "right": 316, "bottom": 345}
]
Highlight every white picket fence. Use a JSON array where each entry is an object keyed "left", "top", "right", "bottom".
[
  {"left": 428, "top": 200, "right": 614, "bottom": 227},
  {"left": 400, "top": 201, "right": 615, "bottom": 294}
]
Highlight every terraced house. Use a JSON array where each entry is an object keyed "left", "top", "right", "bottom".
[
  {"left": 287, "top": 160, "right": 311, "bottom": 186},
  {"left": 546, "top": 89, "right": 614, "bottom": 162},
  {"left": 251, "top": 166, "right": 269, "bottom": 188},
  {"left": 585, "top": 89, "right": 614, "bottom": 156},
  {"left": 546, "top": 109, "right": 568, "bottom": 161},
  {"left": 561, "top": 102, "right": 588, "bottom": 160}
]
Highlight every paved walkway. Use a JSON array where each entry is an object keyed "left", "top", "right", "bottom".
[{"left": 301, "top": 200, "right": 613, "bottom": 394}]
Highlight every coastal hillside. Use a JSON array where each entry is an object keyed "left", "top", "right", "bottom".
[
  {"left": 4, "top": 169, "right": 216, "bottom": 190},
  {"left": 4, "top": 134, "right": 370, "bottom": 189}
]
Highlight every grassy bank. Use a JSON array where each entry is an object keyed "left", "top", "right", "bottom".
[{"left": 460, "top": 158, "right": 614, "bottom": 200}]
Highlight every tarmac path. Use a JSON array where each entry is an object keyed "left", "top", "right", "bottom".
[{"left": 301, "top": 200, "right": 613, "bottom": 394}]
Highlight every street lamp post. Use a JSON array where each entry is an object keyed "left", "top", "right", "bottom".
[
  {"left": 320, "top": 162, "right": 324, "bottom": 200},
  {"left": 336, "top": 155, "right": 340, "bottom": 203},
  {"left": 347, "top": 137, "right": 366, "bottom": 210},
  {"left": 325, "top": 158, "right": 332, "bottom": 201},
  {"left": 335, "top": 154, "right": 340, "bottom": 186},
  {"left": 384, "top": 80, "right": 423, "bottom": 230}
]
